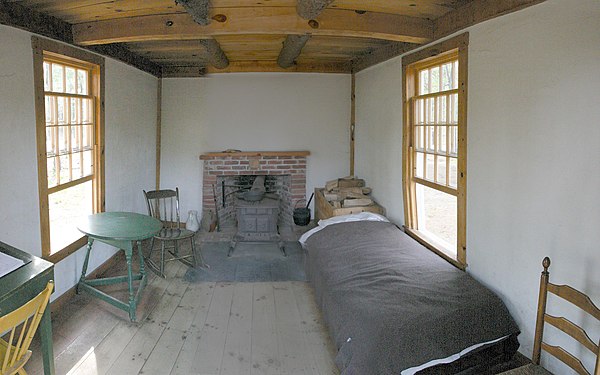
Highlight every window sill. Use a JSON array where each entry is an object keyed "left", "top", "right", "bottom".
[
  {"left": 45, "top": 236, "right": 88, "bottom": 264},
  {"left": 403, "top": 227, "right": 466, "bottom": 270}
]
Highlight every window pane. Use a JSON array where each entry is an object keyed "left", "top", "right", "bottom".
[
  {"left": 57, "top": 97, "right": 66, "bottom": 125},
  {"left": 451, "top": 93, "right": 458, "bottom": 124},
  {"left": 82, "top": 98, "right": 93, "bottom": 124},
  {"left": 415, "top": 126, "right": 424, "bottom": 151},
  {"left": 438, "top": 126, "right": 447, "bottom": 154},
  {"left": 437, "top": 156, "right": 447, "bottom": 185},
  {"left": 49, "top": 181, "right": 93, "bottom": 254},
  {"left": 438, "top": 95, "right": 447, "bottom": 124},
  {"left": 449, "top": 157, "right": 458, "bottom": 188},
  {"left": 415, "top": 152, "right": 424, "bottom": 179},
  {"left": 82, "top": 150, "right": 93, "bottom": 176},
  {"left": 419, "top": 70, "right": 429, "bottom": 95},
  {"left": 453, "top": 61, "right": 458, "bottom": 89},
  {"left": 425, "top": 154, "right": 434, "bottom": 181},
  {"left": 70, "top": 97, "right": 79, "bottom": 124},
  {"left": 83, "top": 125, "right": 93, "bottom": 150},
  {"left": 65, "top": 67, "right": 76, "bottom": 94},
  {"left": 59, "top": 154, "right": 70, "bottom": 183},
  {"left": 449, "top": 126, "right": 458, "bottom": 157},
  {"left": 43, "top": 62, "right": 51, "bottom": 91},
  {"left": 415, "top": 183, "right": 457, "bottom": 254},
  {"left": 77, "top": 69, "right": 88, "bottom": 95},
  {"left": 47, "top": 157, "right": 58, "bottom": 188},
  {"left": 441, "top": 63, "right": 453, "bottom": 91},
  {"left": 426, "top": 126, "right": 435, "bottom": 153},
  {"left": 51, "top": 63, "right": 64, "bottom": 93},
  {"left": 430, "top": 66, "right": 440, "bottom": 93}
]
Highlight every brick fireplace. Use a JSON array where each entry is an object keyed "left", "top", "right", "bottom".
[{"left": 200, "top": 151, "right": 309, "bottom": 228}]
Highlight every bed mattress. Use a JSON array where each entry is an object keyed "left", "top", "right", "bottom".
[{"left": 304, "top": 220, "right": 519, "bottom": 375}]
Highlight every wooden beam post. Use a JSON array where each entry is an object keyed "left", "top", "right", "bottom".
[
  {"left": 155, "top": 78, "right": 162, "bottom": 190},
  {"left": 277, "top": 34, "right": 310, "bottom": 69},
  {"left": 199, "top": 38, "right": 229, "bottom": 69},
  {"left": 177, "top": 0, "right": 211, "bottom": 26},
  {"left": 350, "top": 72, "right": 355, "bottom": 176},
  {"left": 297, "top": 0, "right": 335, "bottom": 20}
]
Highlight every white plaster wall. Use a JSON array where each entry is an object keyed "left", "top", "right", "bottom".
[
  {"left": 467, "top": 1, "right": 600, "bottom": 371},
  {"left": 160, "top": 74, "right": 350, "bottom": 216},
  {"left": 355, "top": 57, "right": 404, "bottom": 225},
  {"left": 355, "top": 0, "right": 600, "bottom": 372},
  {"left": 0, "top": 25, "right": 158, "bottom": 299}
]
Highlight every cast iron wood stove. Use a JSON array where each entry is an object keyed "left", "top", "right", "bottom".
[{"left": 228, "top": 176, "right": 285, "bottom": 257}]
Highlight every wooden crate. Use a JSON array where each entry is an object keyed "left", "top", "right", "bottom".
[{"left": 314, "top": 188, "right": 385, "bottom": 220}]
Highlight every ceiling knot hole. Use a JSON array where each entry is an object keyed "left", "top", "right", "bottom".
[
  {"left": 213, "top": 14, "right": 227, "bottom": 23},
  {"left": 308, "top": 19, "right": 319, "bottom": 29}
]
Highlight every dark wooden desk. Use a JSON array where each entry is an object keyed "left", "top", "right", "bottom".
[{"left": 0, "top": 240, "right": 55, "bottom": 375}]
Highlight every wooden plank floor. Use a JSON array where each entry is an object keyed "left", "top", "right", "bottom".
[{"left": 25, "top": 260, "right": 338, "bottom": 375}]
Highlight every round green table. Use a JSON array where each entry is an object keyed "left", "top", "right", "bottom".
[{"left": 77, "top": 212, "right": 162, "bottom": 321}]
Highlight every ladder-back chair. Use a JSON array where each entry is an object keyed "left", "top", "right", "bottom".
[
  {"left": 532, "top": 257, "right": 600, "bottom": 375},
  {"left": 143, "top": 188, "right": 207, "bottom": 278},
  {"left": 0, "top": 281, "right": 53, "bottom": 375}
]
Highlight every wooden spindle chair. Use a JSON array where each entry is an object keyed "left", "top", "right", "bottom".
[
  {"left": 143, "top": 188, "right": 207, "bottom": 278},
  {"left": 532, "top": 257, "right": 600, "bottom": 375},
  {"left": 0, "top": 281, "right": 53, "bottom": 375}
]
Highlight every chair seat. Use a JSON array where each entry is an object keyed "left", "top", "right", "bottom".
[
  {"left": 154, "top": 227, "right": 195, "bottom": 240},
  {"left": 499, "top": 364, "right": 553, "bottom": 375}
]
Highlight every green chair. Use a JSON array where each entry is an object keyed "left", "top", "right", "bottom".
[{"left": 143, "top": 188, "right": 207, "bottom": 277}]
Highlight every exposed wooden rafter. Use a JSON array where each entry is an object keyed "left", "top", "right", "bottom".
[
  {"left": 297, "top": 0, "right": 335, "bottom": 20},
  {"left": 162, "top": 61, "right": 351, "bottom": 77},
  {"left": 176, "top": 0, "right": 211, "bottom": 26},
  {"left": 0, "top": 1, "right": 162, "bottom": 77},
  {"left": 71, "top": 8, "right": 434, "bottom": 46},
  {"left": 199, "top": 38, "right": 229, "bottom": 69},
  {"left": 277, "top": 34, "right": 311, "bottom": 69}
]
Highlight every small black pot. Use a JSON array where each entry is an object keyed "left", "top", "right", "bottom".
[{"left": 293, "top": 207, "right": 311, "bottom": 226}]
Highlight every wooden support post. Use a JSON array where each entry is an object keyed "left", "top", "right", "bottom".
[
  {"left": 277, "top": 34, "right": 310, "bottom": 69},
  {"left": 199, "top": 39, "right": 230, "bottom": 69},
  {"left": 155, "top": 78, "right": 162, "bottom": 190},
  {"left": 177, "top": 0, "right": 211, "bottom": 25},
  {"left": 350, "top": 73, "right": 355, "bottom": 176},
  {"left": 297, "top": 0, "right": 335, "bottom": 19}
]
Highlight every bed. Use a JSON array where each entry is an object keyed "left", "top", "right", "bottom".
[{"left": 301, "top": 215, "right": 520, "bottom": 374}]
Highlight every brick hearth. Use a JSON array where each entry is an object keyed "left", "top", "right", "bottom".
[{"left": 200, "top": 151, "right": 309, "bottom": 227}]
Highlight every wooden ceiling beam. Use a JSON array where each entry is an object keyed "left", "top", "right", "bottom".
[
  {"left": 0, "top": 1, "right": 162, "bottom": 77},
  {"left": 297, "top": 0, "right": 335, "bottom": 20},
  {"left": 177, "top": 0, "right": 211, "bottom": 26},
  {"left": 199, "top": 38, "right": 229, "bottom": 68},
  {"left": 277, "top": 34, "right": 310, "bottom": 68},
  {"left": 162, "top": 60, "right": 352, "bottom": 76},
  {"left": 72, "top": 7, "right": 433, "bottom": 45}
]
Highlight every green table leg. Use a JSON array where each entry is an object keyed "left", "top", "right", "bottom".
[
  {"left": 124, "top": 245, "right": 136, "bottom": 322},
  {"left": 40, "top": 305, "right": 55, "bottom": 375},
  {"left": 77, "top": 239, "right": 93, "bottom": 294}
]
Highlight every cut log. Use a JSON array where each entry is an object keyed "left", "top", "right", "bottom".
[
  {"left": 343, "top": 198, "right": 373, "bottom": 207},
  {"left": 324, "top": 192, "right": 341, "bottom": 201},
  {"left": 338, "top": 178, "right": 365, "bottom": 188},
  {"left": 297, "top": 0, "right": 335, "bottom": 19},
  {"left": 325, "top": 179, "right": 339, "bottom": 192},
  {"left": 199, "top": 38, "right": 230, "bottom": 69},
  {"left": 177, "top": 0, "right": 211, "bottom": 25},
  {"left": 277, "top": 34, "right": 311, "bottom": 68},
  {"left": 332, "top": 201, "right": 342, "bottom": 209}
]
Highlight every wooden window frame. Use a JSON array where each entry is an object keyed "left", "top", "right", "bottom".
[
  {"left": 32, "top": 37, "right": 105, "bottom": 263},
  {"left": 402, "top": 33, "right": 468, "bottom": 269}
]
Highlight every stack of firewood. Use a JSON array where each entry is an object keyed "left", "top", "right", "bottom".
[{"left": 324, "top": 176, "right": 373, "bottom": 208}]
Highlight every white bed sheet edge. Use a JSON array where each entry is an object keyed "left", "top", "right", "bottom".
[
  {"left": 400, "top": 335, "right": 509, "bottom": 375},
  {"left": 298, "top": 212, "right": 389, "bottom": 247}
]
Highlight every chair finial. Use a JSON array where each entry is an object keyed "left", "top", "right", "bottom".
[{"left": 542, "top": 257, "right": 551, "bottom": 271}]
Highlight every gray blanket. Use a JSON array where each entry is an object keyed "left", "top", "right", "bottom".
[{"left": 305, "top": 221, "right": 519, "bottom": 375}]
